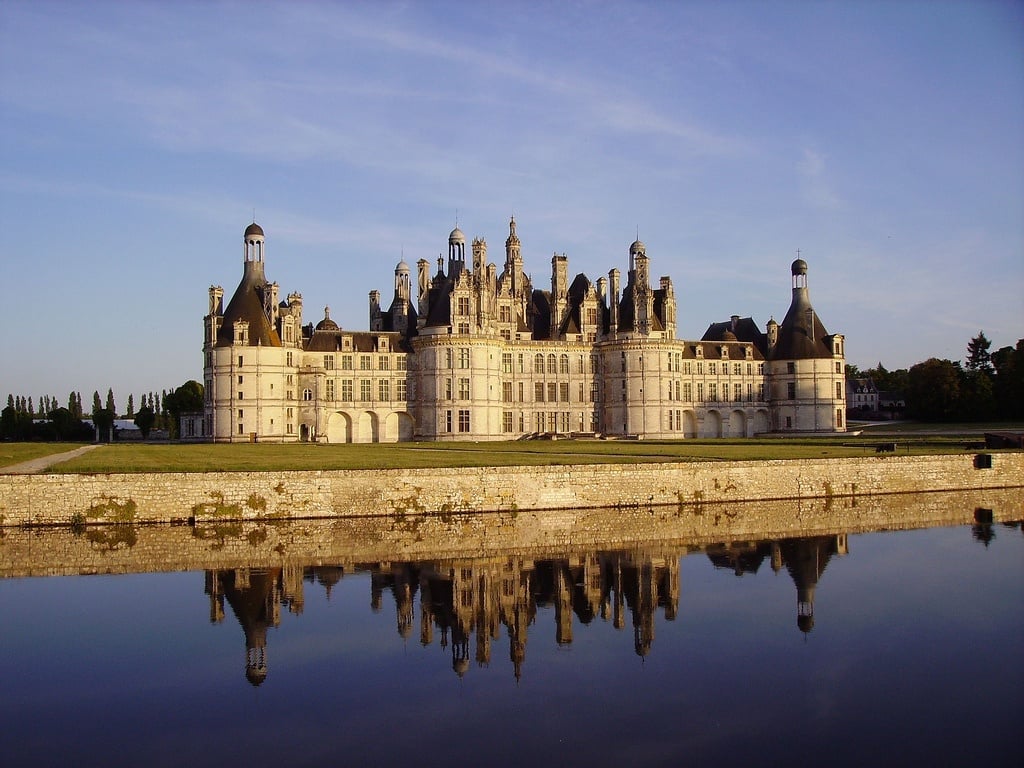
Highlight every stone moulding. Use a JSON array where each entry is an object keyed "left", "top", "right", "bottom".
[{"left": 0, "top": 452, "right": 1022, "bottom": 528}]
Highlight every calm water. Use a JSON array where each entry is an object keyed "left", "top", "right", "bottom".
[{"left": 1, "top": 521, "right": 1021, "bottom": 767}]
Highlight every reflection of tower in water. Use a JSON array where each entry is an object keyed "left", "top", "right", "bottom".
[
  {"left": 774, "top": 534, "right": 847, "bottom": 634},
  {"left": 206, "top": 568, "right": 285, "bottom": 686}
]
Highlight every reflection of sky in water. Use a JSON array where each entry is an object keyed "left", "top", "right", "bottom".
[{"left": 1, "top": 523, "right": 1021, "bottom": 767}]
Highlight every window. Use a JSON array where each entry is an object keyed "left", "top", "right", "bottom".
[
  {"left": 559, "top": 354, "right": 569, "bottom": 374},
  {"left": 379, "top": 356, "right": 389, "bottom": 371},
  {"left": 697, "top": 383, "right": 704, "bottom": 402},
  {"left": 238, "top": 423, "right": 244, "bottom": 435},
  {"left": 547, "top": 382, "right": 557, "bottom": 403},
  {"left": 709, "top": 383, "right": 718, "bottom": 401},
  {"left": 502, "top": 353, "right": 513, "bottom": 373},
  {"left": 341, "top": 355, "right": 353, "bottom": 370},
  {"left": 445, "top": 348, "right": 453, "bottom": 368},
  {"left": 458, "top": 410, "right": 470, "bottom": 433},
  {"left": 238, "top": 391, "right": 243, "bottom": 400},
  {"left": 457, "top": 296, "right": 470, "bottom": 315},
  {"left": 534, "top": 354, "right": 544, "bottom": 374},
  {"left": 238, "top": 356, "right": 243, "bottom": 367},
  {"left": 458, "top": 322, "right": 470, "bottom": 335},
  {"left": 518, "top": 354, "right": 525, "bottom": 373},
  {"left": 559, "top": 382, "right": 569, "bottom": 402},
  {"left": 326, "top": 380, "right": 335, "bottom": 400},
  {"left": 503, "top": 382, "right": 513, "bottom": 402},
  {"left": 396, "top": 356, "right": 407, "bottom": 371},
  {"left": 837, "top": 382, "right": 843, "bottom": 399},
  {"left": 734, "top": 383, "right": 742, "bottom": 401},
  {"left": 697, "top": 362, "right": 703, "bottom": 375},
  {"left": 445, "top": 410, "right": 452, "bottom": 433},
  {"left": 502, "top": 411, "right": 513, "bottom": 433},
  {"left": 560, "top": 412, "right": 571, "bottom": 433},
  {"left": 360, "top": 355, "right": 371, "bottom": 371},
  {"left": 238, "top": 409, "right": 244, "bottom": 419},
  {"left": 787, "top": 382, "right": 796, "bottom": 399},
  {"left": 733, "top": 363, "right": 741, "bottom": 376},
  {"left": 787, "top": 362, "right": 796, "bottom": 374},
  {"left": 445, "top": 379, "right": 453, "bottom": 400},
  {"left": 534, "top": 382, "right": 545, "bottom": 402},
  {"left": 518, "top": 382, "right": 524, "bottom": 402},
  {"left": 547, "top": 355, "right": 557, "bottom": 374},
  {"left": 458, "top": 378, "right": 470, "bottom": 400},
  {"left": 237, "top": 375, "right": 244, "bottom": 385},
  {"left": 378, "top": 379, "right": 390, "bottom": 401},
  {"left": 360, "top": 379, "right": 372, "bottom": 401},
  {"left": 302, "top": 388, "right": 312, "bottom": 401},
  {"left": 836, "top": 362, "right": 842, "bottom": 374},
  {"left": 286, "top": 374, "right": 294, "bottom": 384},
  {"left": 458, "top": 348, "right": 470, "bottom": 369},
  {"left": 323, "top": 355, "right": 334, "bottom": 370},
  {"left": 397, "top": 380, "right": 407, "bottom": 400},
  {"left": 341, "top": 380, "right": 353, "bottom": 401},
  {"left": 684, "top": 383, "right": 692, "bottom": 401},
  {"left": 837, "top": 409, "right": 843, "bottom": 428},
  {"left": 287, "top": 351, "right": 294, "bottom": 366},
  {"left": 500, "top": 305, "right": 511, "bottom": 323},
  {"left": 709, "top": 362, "right": 717, "bottom": 375}
]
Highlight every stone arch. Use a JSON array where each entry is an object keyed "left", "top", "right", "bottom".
[
  {"left": 683, "top": 410, "right": 698, "bottom": 438},
  {"left": 356, "top": 411, "right": 379, "bottom": 443},
  {"left": 326, "top": 411, "right": 353, "bottom": 443},
  {"left": 705, "top": 410, "right": 723, "bottom": 438},
  {"left": 727, "top": 409, "right": 747, "bottom": 437},
  {"left": 753, "top": 409, "right": 770, "bottom": 435},
  {"left": 382, "top": 411, "right": 415, "bottom": 442}
]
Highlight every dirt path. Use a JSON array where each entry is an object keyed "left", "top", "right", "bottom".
[{"left": 1, "top": 445, "right": 102, "bottom": 474}]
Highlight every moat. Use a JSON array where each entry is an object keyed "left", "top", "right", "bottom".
[{"left": 1, "top": 497, "right": 1021, "bottom": 767}]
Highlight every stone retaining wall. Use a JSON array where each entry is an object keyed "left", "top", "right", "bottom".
[{"left": 0, "top": 452, "right": 1021, "bottom": 528}]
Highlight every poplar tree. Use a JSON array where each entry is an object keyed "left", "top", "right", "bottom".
[
  {"left": 92, "top": 391, "right": 102, "bottom": 415},
  {"left": 127, "top": 394, "right": 135, "bottom": 417},
  {"left": 106, "top": 388, "right": 116, "bottom": 415}
]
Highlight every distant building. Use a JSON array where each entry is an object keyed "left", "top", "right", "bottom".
[
  {"left": 198, "top": 221, "right": 847, "bottom": 442},
  {"left": 846, "top": 377, "right": 879, "bottom": 412}
]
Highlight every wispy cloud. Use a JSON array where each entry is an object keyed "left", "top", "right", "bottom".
[{"left": 797, "top": 147, "right": 843, "bottom": 210}]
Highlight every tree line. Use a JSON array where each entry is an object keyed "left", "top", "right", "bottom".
[
  {"left": 1, "top": 382, "right": 204, "bottom": 442},
  {"left": 848, "top": 332, "right": 1024, "bottom": 422}
]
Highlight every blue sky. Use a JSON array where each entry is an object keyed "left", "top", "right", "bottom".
[{"left": 2, "top": 0, "right": 1021, "bottom": 405}]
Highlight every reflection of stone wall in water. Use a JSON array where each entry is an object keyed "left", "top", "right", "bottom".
[
  {"left": 1, "top": 453, "right": 1022, "bottom": 527},
  {"left": 1, "top": 488, "right": 1021, "bottom": 580}
]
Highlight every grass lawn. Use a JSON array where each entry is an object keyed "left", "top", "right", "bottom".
[
  {"left": 0, "top": 443, "right": 88, "bottom": 468},
  {"left": 33, "top": 435, "right": 1003, "bottom": 473}
]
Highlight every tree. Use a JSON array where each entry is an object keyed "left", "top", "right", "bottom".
[
  {"left": 92, "top": 391, "right": 102, "bottom": 415},
  {"left": 127, "top": 393, "right": 134, "bottom": 418},
  {"left": 992, "top": 339, "right": 1024, "bottom": 420},
  {"left": 134, "top": 405, "right": 156, "bottom": 439},
  {"left": 966, "top": 331, "right": 993, "bottom": 375},
  {"left": 105, "top": 388, "right": 116, "bottom": 415},
  {"left": 906, "top": 358, "right": 962, "bottom": 421},
  {"left": 92, "top": 408, "right": 115, "bottom": 442},
  {"left": 6, "top": 394, "right": 13, "bottom": 409},
  {"left": 164, "top": 380, "right": 204, "bottom": 439}
]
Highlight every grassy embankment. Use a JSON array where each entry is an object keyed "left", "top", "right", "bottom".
[
  {"left": 28, "top": 435, "right": 1009, "bottom": 474},
  {"left": 0, "top": 443, "right": 89, "bottom": 469}
]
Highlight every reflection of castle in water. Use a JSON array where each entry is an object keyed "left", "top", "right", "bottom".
[
  {"left": 207, "top": 535, "right": 846, "bottom": 685},
  {"left": 707, "top": 534, "right": 847, "bottom": 633}
]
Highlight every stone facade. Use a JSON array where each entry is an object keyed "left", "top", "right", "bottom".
[
  {"left": 1, "top": 453, "right": 1021, "bottom": 528},
  {"left": 198, "top": 221, "right": 847, "bottom": 442}
]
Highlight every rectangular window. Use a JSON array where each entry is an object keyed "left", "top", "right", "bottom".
[
  {"left": 518, "top": 354, "right": 525, "bottom": 373},
  {"left": 697, "top": 362, "right": 703, "bottom": 375},
  {"left": 360, "top": 355, "right": 371, "bottom": 371},
  {"left": 684, "top": 383, "right": 692, "bottom": 401},
  {"left": 559, "top": 382, "right": 569, "bottom": 402},
  {"left": 697, "top": 383, "right": 704, "bottom": 402},
  {"left": 445, "top": 379, "right": 453, "bottom": 400},
  {"left": 560, "top": 412, "right": 571, "bottom": 433},
  {"left": 458, "top": 348, "right": 470, "bottom": 369},
  {"left": 237, "top": 391, "right": 243, "bottom": 400},
  {"left": 458, "top": 409, "right": 470, "bottom": 433},
  {"left": 445, "top": 348, "right": 453, "bottom": 368},
  {"left": 360, "top": 379, "right": 372, "bottom": 401},
  {"left": 709, "top": 383, "right": 718, "bottom": 401},
  {"left": 709, "top": 362, "right": 717, "bottom": 375},
  {"left": 238, "top": 356, "right": 243, "bottom": 367},
  {"left": 458, "top": 378, "right": 470, "bottom": 400},
  {"left": 457, "top": 296, "right": 470, "bottom": 315},
  {"left": 548, "top": 382, "right": 557, "bottom": 403},
  {"left": 341, "top": 355, "right": 353, "bottom": 370},
  {"left": 324, "top": 355, "right": 335, "bottom": 370},
  {"left": 518, "top": 382, "right": 524, "bottom": 402},
  {"left": 379, "top": 379, "right": 390, "bottom": 401},
  {"left": 734, "top": 383, "right": 742, "bottom": 401},
  {"left": 733, "top": 363, "right": 742, "bottom": 376},
  {"left": 326, "top": 380, "right": 335, "bottom": 400},
  {"left": 396, "top": 356, "right": 407, "bottom": 371},
  {"left": 238, "top": 423, "right": 244, "bottom": 435},
  {"left": 502, "top": 411, "right": 513, "bottom": 433},
  {"left": 237, "top": 375, "right": 243, "bottom": 385},
  {"left": 837, "top": 382, "right": 843, "bottom": 399},
  {"left": 534, "top": 382, "right": 545, "bottom": 402},
  {"left": 458, "top": 323, "right": 470, "bottom": 335},
  {"left": 379, "top": 356, "right": 389, "bottom": 371},
  {"left": 445, "top": 410, "right": 452, "bottom": 433},
  {"left": 503, "top": 382, "right": 513, "bottom": 403},
  {"left": 500, "top": 305, "right": 511, "bottom": 323},
  {"left": 341, "top": 380, "right": 353, "bottom": 401},
  {"left": 502, "top": 353, "right": 513, "bottom": 373},
  {"left": 238, "top": 409, "right": 244, "bottom": 419},
  {"left": 286, "top": 351, "right": 293, "bottom": 366},
  {"left": 397, "top": 380, "right": 407, "bottom": 400},
  {"left": 535, "top": 413, "right": 545, "bottom": 432},
  {"left": 547, "top": 412, "right": 557, "bottom": 432},
  {"left": 787, "top": 362, "right": 796, "bottom": 374},
  {"left": 788, "top": 382, "right": 796, "bottom": 399}
]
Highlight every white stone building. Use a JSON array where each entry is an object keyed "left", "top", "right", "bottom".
[{"left": 198, "top": 220, "right": 846, "bottom": 442}]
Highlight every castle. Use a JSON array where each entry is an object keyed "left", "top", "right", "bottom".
[{"left": 192, "top": 219, "right": 846, "bottom": 442}]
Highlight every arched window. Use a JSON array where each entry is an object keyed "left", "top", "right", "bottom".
[
  {"left": 547, "top": 354, "right": 557, "bottom": 374},
  {"left": 302, "top": 388, "right": 313, "bottom": 401},
  {"left": 559, "top": 354, "right": 569, "bottom": 374},
  {"left": 534, "top": 354, "right": 544, "bottom": 374}
]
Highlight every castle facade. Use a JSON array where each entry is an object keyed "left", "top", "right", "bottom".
[{"left": 193, "top": 220, "right": 846, "bottom": 442}]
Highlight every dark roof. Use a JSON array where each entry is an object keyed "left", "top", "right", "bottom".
[
  {"left": 215, "top": 263, "right": 281, "bottom": 348},
  {"left": 702, "top": 317, "right": 768, "bottom": 356},
  {"left": 244, "top": 222, "right": 264, "bottom": 238},
  {"left": 771, "top": 287, "right": 835, "bottom": 360}
]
